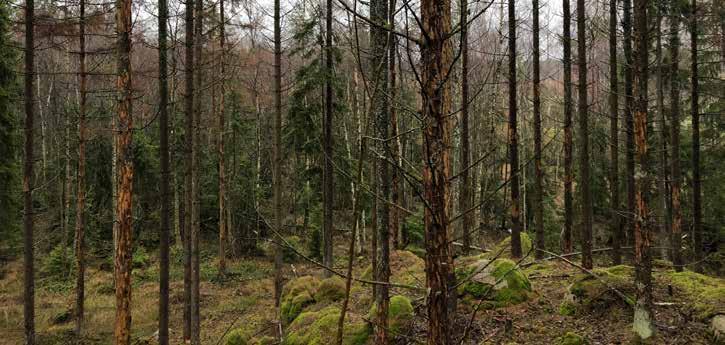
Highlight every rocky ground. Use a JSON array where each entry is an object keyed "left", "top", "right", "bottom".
[{"left": 1, "top": 235, "right": 723, "bottom": 344}]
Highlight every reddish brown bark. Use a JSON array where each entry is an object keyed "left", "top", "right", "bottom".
[
  {"left": 113, "top": 0, "right": 134, "bottom": 343},
  {"left": 420, "top": 0, "right": 454, "bottom": 341}
]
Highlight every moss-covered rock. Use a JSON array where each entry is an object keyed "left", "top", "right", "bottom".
[
  {"left": 368, "top": 295, "right": 414, "bottom": 333},
  {"left": 314, "top": 276, "right": 346, "bottom": 303},
  {"left": 281, "top": 276, "right": 321, "bottom": 324},
  {"left": 666, "top": 270, "right": 725, "bottom": 319},
  {"left": 285, "top": 306, "right": 371, "bottom": 345},
  {"left": 361, "top": 250, "right": 425, "bottom": 287},
  {"left": 568, "top": 265, "right": 635, "bottom": 308},
  {"left": 555, "top": 332, "right": 588, "bottom": 345},
  {"left": 456, "top": 258, "right": 532, "bottom": 306},
  {"left": 490, "top": 233, "right": 533, "bottom": 258}
]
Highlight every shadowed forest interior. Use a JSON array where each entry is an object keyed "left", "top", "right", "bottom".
[{"left": 0, "top": 0, "right": 723, "bottom": 343}]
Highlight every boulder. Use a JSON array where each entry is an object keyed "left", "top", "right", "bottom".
[
  {"left": 281, "top": 276, "right": 321, "bottom": 324},
  {"left": 368, "top": 295, "right": 414, "bottom": 333},
  {"left": 457, "top": 258, "right": 532, "bottom": 306},
  {"left": 285, "top": 306, "right": 370, "bottom": 345}
]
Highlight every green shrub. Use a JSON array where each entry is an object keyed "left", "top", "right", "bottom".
[
  {"left": 283, "top": 236, "right": 303, "bottom": 263},
  {"left": 225, "top": 328, "right": 249, "bottom": 345},
  {"left": 132, "top": 246, "right": 151, "bottom": 269},
  {"left": 41, "top": 244, "right": 74, "bottom": 280},
  {"left": 309, "top": 226, "right": 322, "bottom": 260}
]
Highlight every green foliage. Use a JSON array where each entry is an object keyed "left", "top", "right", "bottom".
[
  {"left": 309, "top": 225, "right": 322, "bottom": 260},
  {"left": 368, "top": 295, "right": 414, "bottom": 333},
  {"left": 41, "top": 245, "right": 74, "bottom": 281},
  {"left": 403, "top": 211, "right": 424, "bottom": 247},
  {"left": 283, "top": 236, "right": 303, "bottom": 263},
  {"left": 555, "top": 332, "right": 588, "bottom": 345},
  {"left": 558, "top": 301, "right": 577, "bottom": 316},
  {"left": 132, "top": 246, "right": 151, "bottom": 269},
  {"left": 0, "top": 1, "right": 19, "bottom": 254},
  {"left": 224, "top": 328, "right": 249, "bottom": 345}
]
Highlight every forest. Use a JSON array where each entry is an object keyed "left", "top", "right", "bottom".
[{"left": 0, "top": 0, "right": 723, "bottom": 343}]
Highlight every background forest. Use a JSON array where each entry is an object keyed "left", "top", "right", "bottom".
[{"left": 0, "top": 0, "right": 723, "bottom": 343}]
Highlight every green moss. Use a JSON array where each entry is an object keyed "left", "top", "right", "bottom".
[
  {"left": 285, "top": 306, "right": 370, "bottom": 345},
  {"left": 555, "top": 332, "right": 588, "bottom": 345},
  {"left": 489, "top": 233, "right": 533, "bottom": 258},
  {"left": 281, "top": 276, "right": 321, "bottom": 324},
  {"left": 361, "top": 250, "right": 425, "bottom": 287},
  {"left": 569, "top": 265, "right": 634, "bottom": 307},
  {"left": 368, "top": 295, "right": 414, "bottom": 333},
  {"left": 457, "top": 258, "right": 532, "bottom": 306},
  {"left": 667, "top": 270, "right": 725, "bottom": 319},
  {"left": 559, "top": 301, "right": 576, "bottom": 316},
  {"left": 225, "top": 328, "right": 249, "bottom": 345},
  {"left": 314, "top": 276, "right": 346, "bottom": 303}
]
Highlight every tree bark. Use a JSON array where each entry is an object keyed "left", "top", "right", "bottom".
[
  {"left": 420, "top": 0, "right": 454, "bottom": 341},
  {"left": 459, "top": 0, "right": 472, "bottom": 255},
  {"left": 370, "top": 0, "right": 390, "bottom": 340},
  {"left": 182, "top": 0, "right": 194, "bottom": 340},
  {"left": 74, "top": 0, "right": 87, "bottom": 334},
  {"left": 562, "top": 0, "right": 574, "bottom": 254},
  {"left": 508, "top": 0, "right": 522, "bottom": 258},
  {"left": 655, "top": 4, "right": 671, "bottom": 260},
  {"left": 218, "top": 0, "right": 228, "bottom": 277},
  {"left": 690, "top": 0, "right": 702, "bottom": 271},
  {"left": 668, "top": 8, "right": 683, "bottom": 271},
  {"left": 323, "top": 0, "right": 335, "bottom": 278},
  {"left": 191, "top": 0, "right": 203, "bottom": 340},
  {"left": 390, "top": 2, "right": 401, "bottom": 250},
  {"left": 113, "top": 0, "right": 134, "bottom": 342},
  {"left": 273, "top": 0, "right": 285, "bottom": 339},
  {"left": 532, "top": 0, "right": 544, "bottom": 259},
  {"left": 632, "top": 0, "right": 654, "bottom": 337},
  {"left": 623, "top": 0, "right": 636, "bottom": 251},
  {"left": 158, "top": 0, "right": 171, "bottom": 340},
  {"left": 576, "top": 0, "right": 593, "bottom": 269},
  {"left": 608, "top": 0, "right": 622, "bottom": 265},
  {"left": 23, "top": 0, "right": 35, "bottom": 342}
]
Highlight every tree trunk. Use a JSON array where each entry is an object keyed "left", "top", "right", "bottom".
[
  {"left": 390, "top": 2, "right": 401, "bottom": 250},
  {"left": 655, "top": 4, "right": 671, "bottom": 260},
  {"left": 113, "top": 0, "right": 134, "bottom": 342},
  {"left": 532, "top": 0, "right": 544, "bottom": 259},
  {"left": 508, "top": 0, "right": 522, "bottom": 258},
  {"left": 23, "top": 0, "right": 35, "bottom": 342},
  {"left": 323, "top": 0, "right": 335, "bottom": 278},
  {"left": 608, "top": 0, "right": 622, "bottom": 265},
  {"left": 191, "top": 0, "right": 203, "bottom": 340},
  {"left": 623, "top": 0, "right": 636, "bottom": 251},
  {"left": 273, "top": 0, "right": 285, "bottom": 339},
  {"left": 420, "top": 0, "right": 454, "bottom": 341},
  {"left": 668, "top": 9, "right": 683, "bottom": 271},
  {"left": 690, "top": 0, "right": 702, "bottom": 271},
  {"left": 459, "top": 0, "right": 472, "bottom": 255},
  {"left": 370, "top": 0, "right": 390, "bottom": 340},
  {"left": 218, "top": 0, "right": 228, "bottom": 277},
  {"left": 562, "top": 0, "right": 574, "bottom": 254},
  {"left": 74, "top": 0, "right": 87, "bottom": 334},
  {"left": 158, "top": 0, "right": 171, "bottom": 340},
  {"left": 182, "top": 0, "right": 194, "bottom": 340},
  {"left": 632, "top": 0, "right": 654, "bottom": 337},
  {"left": 576, "top": 0, "right": 593, "bottom": 269}
]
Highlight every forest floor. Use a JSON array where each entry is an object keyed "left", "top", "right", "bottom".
[{"left": 0, "top": 237, "right": 723, "bottom": 345}]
